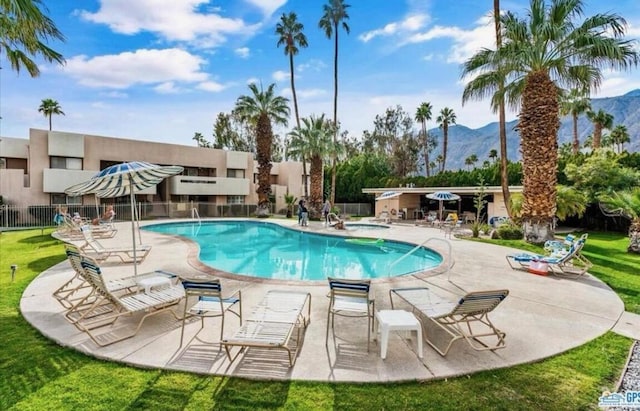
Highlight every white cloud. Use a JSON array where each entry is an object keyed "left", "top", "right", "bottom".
[
  {"left": 422, "top": 53, "right": 434, "bottom": 61},
  {"left": 596, "top": 71, "right": 640, "bottom": 98},
  {"left": 405, "top": 14, "right": 495, "bottom": 63},
  {"left": 297, "top": 59, "right": 327, "bottom": 72},
  {"left": 64, "top": 48, "right": 209, "bottom": 89},
  {"left": 154, "top": 82, "right": 182, "bottom": 94},
  {"left": 246, "top": 77, "right": 259, "bottom": 85},
  {"left": 244, "top": 0, "right": 286, "bottom": 17},
  {"left": 197, "top": 81, "right": 226, "bottom": 92},
  {"left": 99, "top": 91, "right": 128, "bottom": 98},
  {"left": 78, "top": 0, "right": 255, "bottom": 48},
  {"left": 272, "top": 70, "right": 289, "bottom": 82},
  {"left": 359, "top": 14, "right": 429, "bottom": 42},
  {"left": 281, "top": 87, "right": 327, "bottom": 99},
  {"left": 235, "top": 47, "right": 250, "bottom": 58}
]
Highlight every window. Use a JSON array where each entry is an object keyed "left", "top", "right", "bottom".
[
  {"left": 50, "top": 156, "right": 82, "bottom": 170},
  {"left": 227, "top": 169, "right": 245, "bottom": 178},
  {"left": 51, "top": 193, "right": 81, "bottom": 205},
  {"left": 227, "top": 195, "right": 244, "bottom": 204}
]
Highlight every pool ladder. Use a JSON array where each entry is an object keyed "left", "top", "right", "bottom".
[{"left": 387, "top": 237, "right": 454, "bottom": 280}]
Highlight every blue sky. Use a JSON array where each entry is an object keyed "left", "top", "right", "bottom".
[{"left": 1, "top": 0, "right": 639, "bottom": 147}]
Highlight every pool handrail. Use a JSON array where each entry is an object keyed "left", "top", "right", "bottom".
[{"left": 387, "top": 237, "right": 454, "bottom": 280}]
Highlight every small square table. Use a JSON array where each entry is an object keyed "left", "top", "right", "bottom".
[
  {"left": 375, "top": 309, "right": 423, "bottom": 360},
  {"left": 137, "top": 276, "right": 171, "bottom": 294}
]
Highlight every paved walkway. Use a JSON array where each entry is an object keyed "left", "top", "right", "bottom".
[{"left": 20, "top": 219, "right": 638, "bottom": 382}]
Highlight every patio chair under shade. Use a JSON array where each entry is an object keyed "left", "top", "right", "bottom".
[
  {"left": 390, "top": 287, "right": 509, "bottom": 356},
  {"left": 222, "top": 290, "right": 311, "bottom": 367},
  {"left": 57, "top": 214, "right": 118, "bottom": 241},
  {"left": 506, "top": 237, "right": 592, "bottom": 277},
  {"left": 179, "top": 278, "right": 242, "bottom": 346},
  {"left": 79, "top": 226, "right": 151, "bottom": 264},
  {"left": 325, "top": 277, "right": 375, "bottom": 351},
  {"left": 74, "top": 257, "right": 184, "bottom": 347}
]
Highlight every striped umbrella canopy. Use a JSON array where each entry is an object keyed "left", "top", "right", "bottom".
[
  {"left": 426, "top": 191, "right": 461, "bottom": 221},
  {"left": 375, "top": 191, "right": 401, "bottom": 201},
  {"left": 64, "top": 161, "right": 184, "bottom": 276}
]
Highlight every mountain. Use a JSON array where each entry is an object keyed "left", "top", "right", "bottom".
[{"left": 427, "top": 89, "right": 640, "bottom": 171}]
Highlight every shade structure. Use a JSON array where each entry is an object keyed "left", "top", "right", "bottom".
[
  {"left": 426, "top": 191, "right": 461, "bottom": 221},
  {"left": 65, "top": 161, "right": 184, "bottom": 276},
  {"left": 375, "top": 191, "right": 401, "bottom": 201}
]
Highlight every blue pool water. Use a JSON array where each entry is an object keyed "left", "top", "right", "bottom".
[
  {"left": 344, "top": 223, "right": 389, "bottom": 231},
  {"left": 144, "top": 221, "right": 442, "bottom": 281}
]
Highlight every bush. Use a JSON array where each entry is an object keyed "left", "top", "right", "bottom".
[{"left": 497, "top": 222, "right": 524, "bottom": 240}]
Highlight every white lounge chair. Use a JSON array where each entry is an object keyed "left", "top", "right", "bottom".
[
  {"left": 390, "top": 287, "right": 509, "bottom": 356},
  {"left": 79, "top": 227, "right": 151, "bottom": 263},
  {"left": 222, "top": 290, "right": 311, "bottom": 367}
]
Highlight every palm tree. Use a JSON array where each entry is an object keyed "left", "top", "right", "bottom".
[
  {"left": 38, "top": 98, "right": 64, "bottom": 130},
  {"left": 599, "top": 188, "right": 640, "bottom": 253},
  {"left": 610, "top": 124, "right": 630, "bottom": 153},
  {"left": 465, "top": 154, "right": 478, "bottom": 170},
  {"left": 488, "top": 149, "right": 498, "bottom": 162},
  {"left": 288, "top": 115, "right": 335, "bottom": 217},
  {"left": 436, "top": 107, "right": 456, "bottom": 172},
  {"left": 1, "top": 0, "right": 65, "bottom": 77},
  {"left": 415, "top": 102, "right": 433, "bottom": 177},
  {"left": 234, "top": 83, "right": 290, "bottom": 216},
  {"left": 435, "top": 155, "right": 444, "bottom": 172},
  {"left": 462, "top": 0, "right": 638, "bottom": 242},
  {"left": 319, "top": 0, "right": 350, "bottom": 206},
  {"left": 586, "top": 109, "right": 614, "bottom": 149},
  {"left": 276, "top": 12, "right": 309, "bottom": 198},
  {"left": 560, "top": 88, "right": 591, "bottom": 154}
]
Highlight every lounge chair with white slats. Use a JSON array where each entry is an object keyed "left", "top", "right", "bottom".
[
  {"left": 222, "top": 290, "right": 311, "bottom": 367},
  {"left": 390, "top": 287, "right": 509, "bottom": 356}
]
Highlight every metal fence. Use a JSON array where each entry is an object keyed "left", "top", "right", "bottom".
[{"left": 0, "top": 202, "right": 373, "bottom": 230}]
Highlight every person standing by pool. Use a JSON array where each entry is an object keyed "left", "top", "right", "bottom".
[
  {"left": 298, "top": 199, "right": 305, "bottom": 225},
  {"left": 321, "top": 198, "right": 331, "bottom": 226},
  {"left": 300, "top": 200, "right": 309, "bottom": 227}
]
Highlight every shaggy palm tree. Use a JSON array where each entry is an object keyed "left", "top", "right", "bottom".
[
  {"left": 415, "top": 102, "right": 433, "bottom": 177},
  {"left": 38, "top": 98, "right": 64, "bottom": 130},
  {"left": 319, "top": 0, "right": 350, "bottom": 206},
  {"left": 600, "top": 189, "right": 640, "bottom": 253},
  {"left": 462, "top": 0, "right": 638, "bottom": 243},
  {"left": 587, "top": 109, "right": 614, "bottom": 149},
  {"left": 234, "top": 83, "right": 290, "bottom": 216},
  {"left": 609, "top": 124, "right": 630, "bottom": 153},
  {"left": 288, "top": 115, "right": 335, "bottom": 217},
  {"left": 560, "top": 88, "right": 591, "bottom": 154},
  {"left": 436, "top": 107, "right": 456, "bottom": 172},
  {"left": 276, "top": 12, "right": 309, "bottom": 198},
  {"left": 1, "top": 0, "right": 65, "bottom": 77},
  {"left": 489, "top": 149, "right": 498, "bottom": 162}
]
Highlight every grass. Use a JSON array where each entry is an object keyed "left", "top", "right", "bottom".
[{"left": 0, "top": 229, "right": 635, "bottom": 410}]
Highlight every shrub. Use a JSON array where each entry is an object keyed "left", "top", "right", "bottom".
[{"left": 497, "top": 222, "right": 524, "bottom": 240}]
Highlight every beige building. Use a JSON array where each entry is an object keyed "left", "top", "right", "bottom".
[
  {"left": 0, "top": 129, "right": 308, "bottom": 211},
  {"left": 363, "top": 186, "right": 522, "bottom": 223}
]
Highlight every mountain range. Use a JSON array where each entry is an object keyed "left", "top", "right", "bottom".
[{"left": 427, "top": 89, "right": 640, "bottom": 171}]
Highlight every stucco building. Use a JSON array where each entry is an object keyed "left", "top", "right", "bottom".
[{"left": 0, "top": 129, "right": 308, "bottom": 212}]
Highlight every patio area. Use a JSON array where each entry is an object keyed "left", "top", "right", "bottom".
[{"left": 20, "top": 219, "right": 630, "bottom": 382}]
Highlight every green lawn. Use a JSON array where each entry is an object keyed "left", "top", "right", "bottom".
[{"left": 0, "top": 229, "right": 635, "bottom": 410}]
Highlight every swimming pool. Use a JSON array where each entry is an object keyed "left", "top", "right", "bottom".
[
  {"left": 343, "top": 223, "right": 389, "bottom": 231},
  {"left": 144, "top": 221, "right": 442, "bottom": 281}
]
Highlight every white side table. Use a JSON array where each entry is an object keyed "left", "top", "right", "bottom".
[
  {"left": 137, "top": 276, "right": 171, "bottom": 294},
  {"left": 375, "top": 310, "right": 423, "bottom": 359}
]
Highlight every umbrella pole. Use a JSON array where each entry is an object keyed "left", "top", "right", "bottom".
[{"left": 130, "top": 183, "right": 138, "bottom": 277}]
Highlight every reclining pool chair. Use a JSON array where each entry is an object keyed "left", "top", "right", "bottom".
[
  {"left": 75, "top": 257, "right": 184, "bottom": 347},
  {"left": 506, "top": 237, "right": 592, "bottom": 277},
  {"left": 390, "top": 287, "right": 509, "bottom": 356},
  {"left": 80, "top": 227, "right": 151, "bottom": 264},
  {"left": 179, "top": 278, "right": 242, "bottom": 346}
]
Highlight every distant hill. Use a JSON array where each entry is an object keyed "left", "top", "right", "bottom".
[{"left": 426, "top": 89, "right": 640, "bottom": 171}]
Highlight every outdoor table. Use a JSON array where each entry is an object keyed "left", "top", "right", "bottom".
[{"left": 375, "top": 310, "right": 423, "bottom": 360}]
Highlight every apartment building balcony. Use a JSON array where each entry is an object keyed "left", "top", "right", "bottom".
[{"left": 169, "top": 175, "right": 250, "bottom": 196}]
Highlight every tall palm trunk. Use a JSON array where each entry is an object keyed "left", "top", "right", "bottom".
[
  {"left": 309, "top": 155, "right": 324, "bottom": 219},
  {"left": 441, "top": 124, "right": 448, "bottom": 172},
  {"left": 494, "top": 0, "right": 511, "bottom": 218},
  {"left": 422, "top": 122, "right": 430, "bottom": 177},
  {"left": 256, "top": 113, "right": 273, "bottom": 216},
  {"left": 49, "top": 115, "right": 52, "bottom": 130},
  {"left": 519, "top": 70, "right": 558, "bottom": 243},
  {"left": 330, "top": 23, "right": 339, "bottom": 206},
  {"left": 572, "top": 112, "right": 579, "bottom": 154},
  {"left": 289, "top": 49, "right": 308, "bottom": 199},
  {"left": 593, "top": 123, "right": 603, "bottom": 149}
]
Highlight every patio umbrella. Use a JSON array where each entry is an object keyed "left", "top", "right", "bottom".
[
  {"left": 375, "top": 191, "right": 402, "bottom": 216},
  {"left": 426, "top": 191, "right": 460, "bottom": 221},
  {"left": 65, "top": 161, "right": 184, "bottom": 276}
]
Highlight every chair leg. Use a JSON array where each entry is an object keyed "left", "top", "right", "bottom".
[{"left": 179, "top": 297, "right": 189, "bottom": 346}]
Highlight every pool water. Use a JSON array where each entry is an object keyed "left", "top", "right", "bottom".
[
  {"left": 144, "top": 221, "right": 443, "bottom": 281},
  {"left": 343, "top": 223, "right": 389, "bottom": 231}
]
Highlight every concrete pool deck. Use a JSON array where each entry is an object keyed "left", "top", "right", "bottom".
[{"left": 20, "top": 219, "right": 638, "bottom": 382}]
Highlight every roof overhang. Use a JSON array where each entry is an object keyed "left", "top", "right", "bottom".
[{"left": 363, "top": 186, "right": 523, "bottom": 196}]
